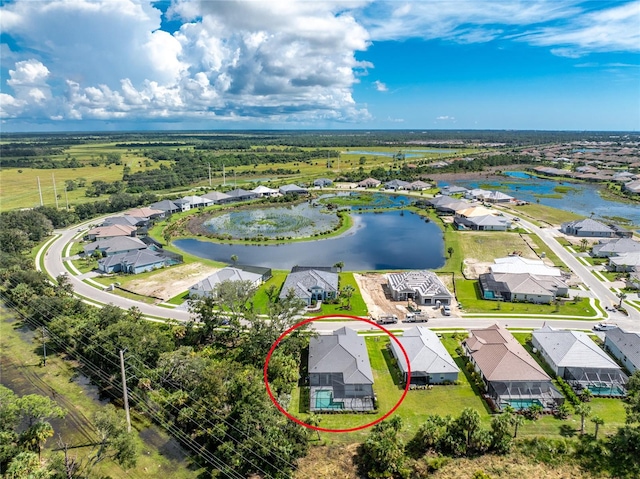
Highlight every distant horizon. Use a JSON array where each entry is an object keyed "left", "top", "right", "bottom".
[{"left": 2, "top": 1, "right": 638, "bottom": 132}]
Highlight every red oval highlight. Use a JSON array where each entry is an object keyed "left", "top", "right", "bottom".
[{"left": 263, "top": 314, "right": 411, "bottom": 433}]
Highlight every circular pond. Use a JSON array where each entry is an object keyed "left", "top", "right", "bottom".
[
  {"left": 174, "top": 210, "right": 445, "bottom": 271},
  {"left": 201, "top": 203, "right": 339, "bottom": 239}
]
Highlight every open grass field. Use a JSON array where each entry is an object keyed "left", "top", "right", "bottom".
[
  {"left": 458, "top": 231, "right": 540, "bottom": 263},
  {"left": 0, "top": 307, "right": 200, "bottom": 479},
  {"left": 454, "top": 278, "right": 597, "bottom": 317},
  {"left": 513, "top": 203, "right": 585, "bottom": 225}
]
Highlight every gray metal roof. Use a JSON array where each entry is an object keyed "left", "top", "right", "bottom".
[
  {"left": 592, "top": 238, "right": 640, "bottom": 256},
  {"left": 606, "top": 327, "right": 640, "bottom": 370},
  {"left": 390, "top": 327, "right": 459, "bottom": 376},
  {"left": 533, "top": 325, "right": 622, "bottom": 370},
  {"left": 149, "top": 199, "right": 180, "bottom": 211},
  {"left": 309, "top": 327, "right": 374, "bottom": 384},
  {"left": 279, "top": 184, "right": 308, "bottom": 194},
  {"left": 83, "top": 236, "right": 147, "bottom": 255},
  {"left": 562, "top": 218, "right": 615, "bottom": 233}
]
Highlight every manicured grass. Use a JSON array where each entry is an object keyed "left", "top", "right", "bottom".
[
  {"left": 167, "top": 291, "right": 190, "bottom": 305},
  {"left": 525, "top": 234, "right": 565, "bottom": 269},
  {"left": 0, "top": 308, "right": 200, "bottom": 479},
  {"left": 513, "top": 203, "right": 584, "bottom": 226},
  {"left": 308, "top": 273, "right": 368, "bottom": 317},
  {"left": 582, "top": 256, "right": 608, "bottom": 266},
  {"left": 253, "top": 272, "right": 288, "bottom": 314},
  {"left": 455, "top": 278, "right": 597, "bottom": 317}
]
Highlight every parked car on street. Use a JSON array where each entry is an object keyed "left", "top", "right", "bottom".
[
  {"left": 593, "top": 323, "right": 618, "bottom": 331},
  {"left": 442, "top": 305, "right": 451, "bottom": 316},
  {"left": 374, "top": 314, "right": 398, "bottom": 325}
]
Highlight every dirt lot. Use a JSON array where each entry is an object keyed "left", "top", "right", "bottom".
[
  {"left": 354, "top": 273, "right": 456, "bottom": 319},
  {"left": 126, "top": 263, "right": 220, "bottom": 301}
]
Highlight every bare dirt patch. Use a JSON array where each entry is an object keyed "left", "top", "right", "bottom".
[
  {"left": 353, "top": 273, "right": 404, "bottom": 318},
  {"left": 126, "top": 263, "right": 220, "bottom": 301},
  {"left": 295, "top": 444, "right": 359, "bottom": 479}
]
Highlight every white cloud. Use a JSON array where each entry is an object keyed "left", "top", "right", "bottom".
[
  {"left": 518, "top": 2, "right": 640, "bottom": 56},
  {"left": 436, "top": 116, "right": 455, "bottom": 121},
  {"left": 0, "top": 0, "right": 371, "bottom": 123},
  {"left": 374, "top": 80, "right": 388, "bottom": 92}
]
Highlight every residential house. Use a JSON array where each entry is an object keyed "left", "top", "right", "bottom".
[
  {"left": 483, "top": 191, "right": 514, "bottom": 203},
  {"left": 389, "top": 327, "right": 459, "bottom": 385},
  {"left": 149, "top": 200, "right": 181, "bottom": 215},
  {"left": 463, "top": 325, "right": 563, "bottom": 411},
  {"left": 605, "top": 328, "right": 640, "bottom": 374},
  {"left": 102, "top": 215, "right": 146, "bottom": 228},
  {"left": 561, "top": 219, "right": 616, "bottom": 237},
  {"left": 409, "top": 180, "right": 432, "bottom": 191},
  {"left": 455, "top": 214, "right": 511, "bottom": 231},
  {"left": 479, "top": 272, "right": 568, "bottom": 304},
  {"left": 591, "top": 238, "right": 640, "bottom": 258},
  {"left": 532, "top": 325, "right": 627, "bottom": 396},
  {"left": 202, "top": 191, "right": 233, "bottom": 204},
  {"left": 357, "top": 178, "right": 381, "bottom": 188},
  {"left": 387, "top": 270, "right": 452, "bottom": 306},
  {"left": 189, "top": 266, "right": 266, "bottom": 298},
  {"left": 279, "top": 267, "right": 338, "bottom": 305},
  {"left": 250, "top": 185, "right": 279, "bottom": 197},
  {"left": 125, "top": 207, "right": 164, "bottom": 219},
  {"left": 435, "top": 200, "right": 470, "bottom": 215},
  {"left": 490, "top": 256, "right": 563, "bottom": 277},
  {"left": 97, "top": 249, "right": 172, "bottom": 274},
  {"left": 314, "top": 178, "right": 333, "bottom": 187},
  {"left": 86, "top": 224, "right": 137, "bottom": 242},
  {"left": 279, "top": 184, "right": 309, "bottom": 195},
  {"left": 465, "top": 188, "right": 493, "bottom": 200},
  {"left": 83, "top": 236, "right": 148, "bottom": 257},
  {"left": 226, "top": 189, "right": 259, "bottom": 201},
  {"left": 439, "top": 185, "right": 468, "bottom": 196},
  {"left": 626, "top": 267, "right": 640, "bottom": 289},
  {"left": 384, "top": 179, "right": 411, "bottom": 190},
  {"left": 173, "top": 198, "right": 191, "bottom": 212},
  {"left": 308, "top": 327, "right": 375, "bottom": 412},
  {"left": 427, "top": 195, "right": 460, "bottom": 208},
  {"left": 181, "top": 195, "right": 214, "bottom": 208},
  {"left": 622, "top": 179, "right": 640, "bottom": 194}
]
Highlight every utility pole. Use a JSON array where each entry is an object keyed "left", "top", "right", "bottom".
[
  {"left": 223, "top": 164, "right": 226, "bottom": 186},
  {"left": 52, "top": 173, "right": 59, "bottom": 209},
  {"left": 64, "top": 187, "right": 69, "bottom": 210},
  {"left": 42, "top": 326, "right": 47, "bottom": 366},
  {"left": 208, "top": 164, "right": 212, "bottom": 187},
  {"left": 37, "top": 177, "right": 43, "bottom": 206},
  {"left": 233, "top": 169, "right": 236, "bottom": 187},
  {"left": 119, "top": 349, "right": 132, "bottom": 433}
]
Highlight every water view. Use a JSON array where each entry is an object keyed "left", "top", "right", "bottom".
[
  {"left": 453, "top": 172, "right": 640, "bottom": 227},
  {"left": 175, "top": 210, "right": 445, "bottom": 271}
]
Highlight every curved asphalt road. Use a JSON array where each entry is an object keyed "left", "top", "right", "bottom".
[{"left": 40, "top": 213, "right": 640, "bottom": 333}]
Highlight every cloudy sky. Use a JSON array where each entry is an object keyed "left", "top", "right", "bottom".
[{"left": 1, "top": 0, "right": 639, "bottom": 132}]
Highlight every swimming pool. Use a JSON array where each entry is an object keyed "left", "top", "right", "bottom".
[
  {"left": 585, "top": 384, "right": 626, "bottom": 396},
  {"left": 502, "top": 399, "right": 543, "bottom": 410},
  {"left": 315, "top": 390, "right": 344, "bottom": 410}
]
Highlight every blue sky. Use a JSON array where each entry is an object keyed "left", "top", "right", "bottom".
[{"left": 1, "top": 0, "right": 638, "bottom": 132}]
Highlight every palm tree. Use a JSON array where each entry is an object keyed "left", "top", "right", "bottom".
[
  {"left": 230, "top": 254, "right": 238, "bottom": 266},
  {"left": 591, "top": 415, "right": 604, "bottom": 440},
  {"left": 574, "top": 403, "right": 592, "bottom": 435},
  {"left": 333, "top": 261, "right": 344, "bottom": 272},
  {"left": 447, "top": 246, "right": 454, "bottom": 258},
  {"left": 458, "top": 408, "right": 481, "bottom": 448},
  {"left": 617, "top": 292, "right": 627, "bottom": 308},
  {"left": 579, "top": 238, "right": 588, "bottom": 252},
  {"left": 341, "top": 285, "right": 355, "bottom": 310},
  {"left": 511, "top": 414, "right": 525, "bottom": 438}
]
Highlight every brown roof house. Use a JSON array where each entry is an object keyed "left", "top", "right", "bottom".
[{"left": 463, "top": 324, "right": 563, "bottom": 411}]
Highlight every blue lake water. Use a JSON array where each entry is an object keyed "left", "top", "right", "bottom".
[
  {"left": 345, "top": 149, "right": 457, "bottom": 158},
  {"left": 449, "top": 172, "right": 640, "bottom": 227},
  {"left": 174, "top": 210, "right": 445, "bottom": 271}
]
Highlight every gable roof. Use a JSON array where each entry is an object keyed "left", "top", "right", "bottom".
[
  {"left": 202, "top": 191, "right": 232, "bottom": 202},
  {"left": 226, "top": 188, "right": 256, "bottom": 198},
  {"left": 182, "top": 195, "right": 213, "bottom": 205},
  {"left": 533, "top": 325, "right": 622, "bottom": 369},
  {"left": 279, "top": 268, "right": 339, "bottom": 300},
  {"left": 190, "top": 267, "right": 263, "bottom": 294},
  {"left": 384, "top": 179, "right": 411, "bottom": 189},
  {"left": 491, "top": 272, "right": 567, "bottom": 296},
  {"left": 87, "top": 224, "right": 136, "bottom": 238},
  {"left": 125, "top": 207, "right": 164, "bottom": 217},
  {"left": 592, "top": 238, "right": 640, "bottom": 256},
  {"left": 609, "top": 252, "right": 640, "bottom": 267},
  {"left": 251, "top": 185, "right": 278, "bottom": 194},
  {"left": 390, "top": 327, "right": 459, "bottom": 376},
  {"left": 456, "top": 206, "right": 496, "bottom": 218},
  {"left": 279, "top": 184, "right": 308, "bottom": 194},
  {"left": 149, "top": 200, "right": 180, "bottom": 212},
  {"left": 357, "top": 177, "right": 381, "bottom": 187},
  {"left": 465, "top": 215, "right": 510, "bottom": 227},
  {"left": 562, "top": 218, "right": 615, "bottom": 234},
  {"left": 83, "top": 236, "right": 147, "bottom": 255},
  {"left": 464, "top": 324, "right": 550, "bottom": 381},
  {"left": 309, "top": 327, "right": 373, "bottom": 384},
  {"left": 99, "top": 249, "right": 166, "bottom": 271},
  {"left": 102, "top": 215, "right": 144, "bottom": 227},
  {"left": 605, "top": 327, "right": 640, "bottom": 370}
]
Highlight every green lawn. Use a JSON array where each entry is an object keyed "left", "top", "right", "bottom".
[
  {"left": 455, "top": 278, "right": 597, "bottom": 317},
  {"left": 512, "top": 203, "right": 584, "bottom": 226},
  {"left": 525, "top": 234, "right": 565, "bottom": 269},
  {"left": 253, "top": 271, "right": 288, "bottom": 314},
  {"left": 307, "top": 273, "right": 368, "bottom": 317}
]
